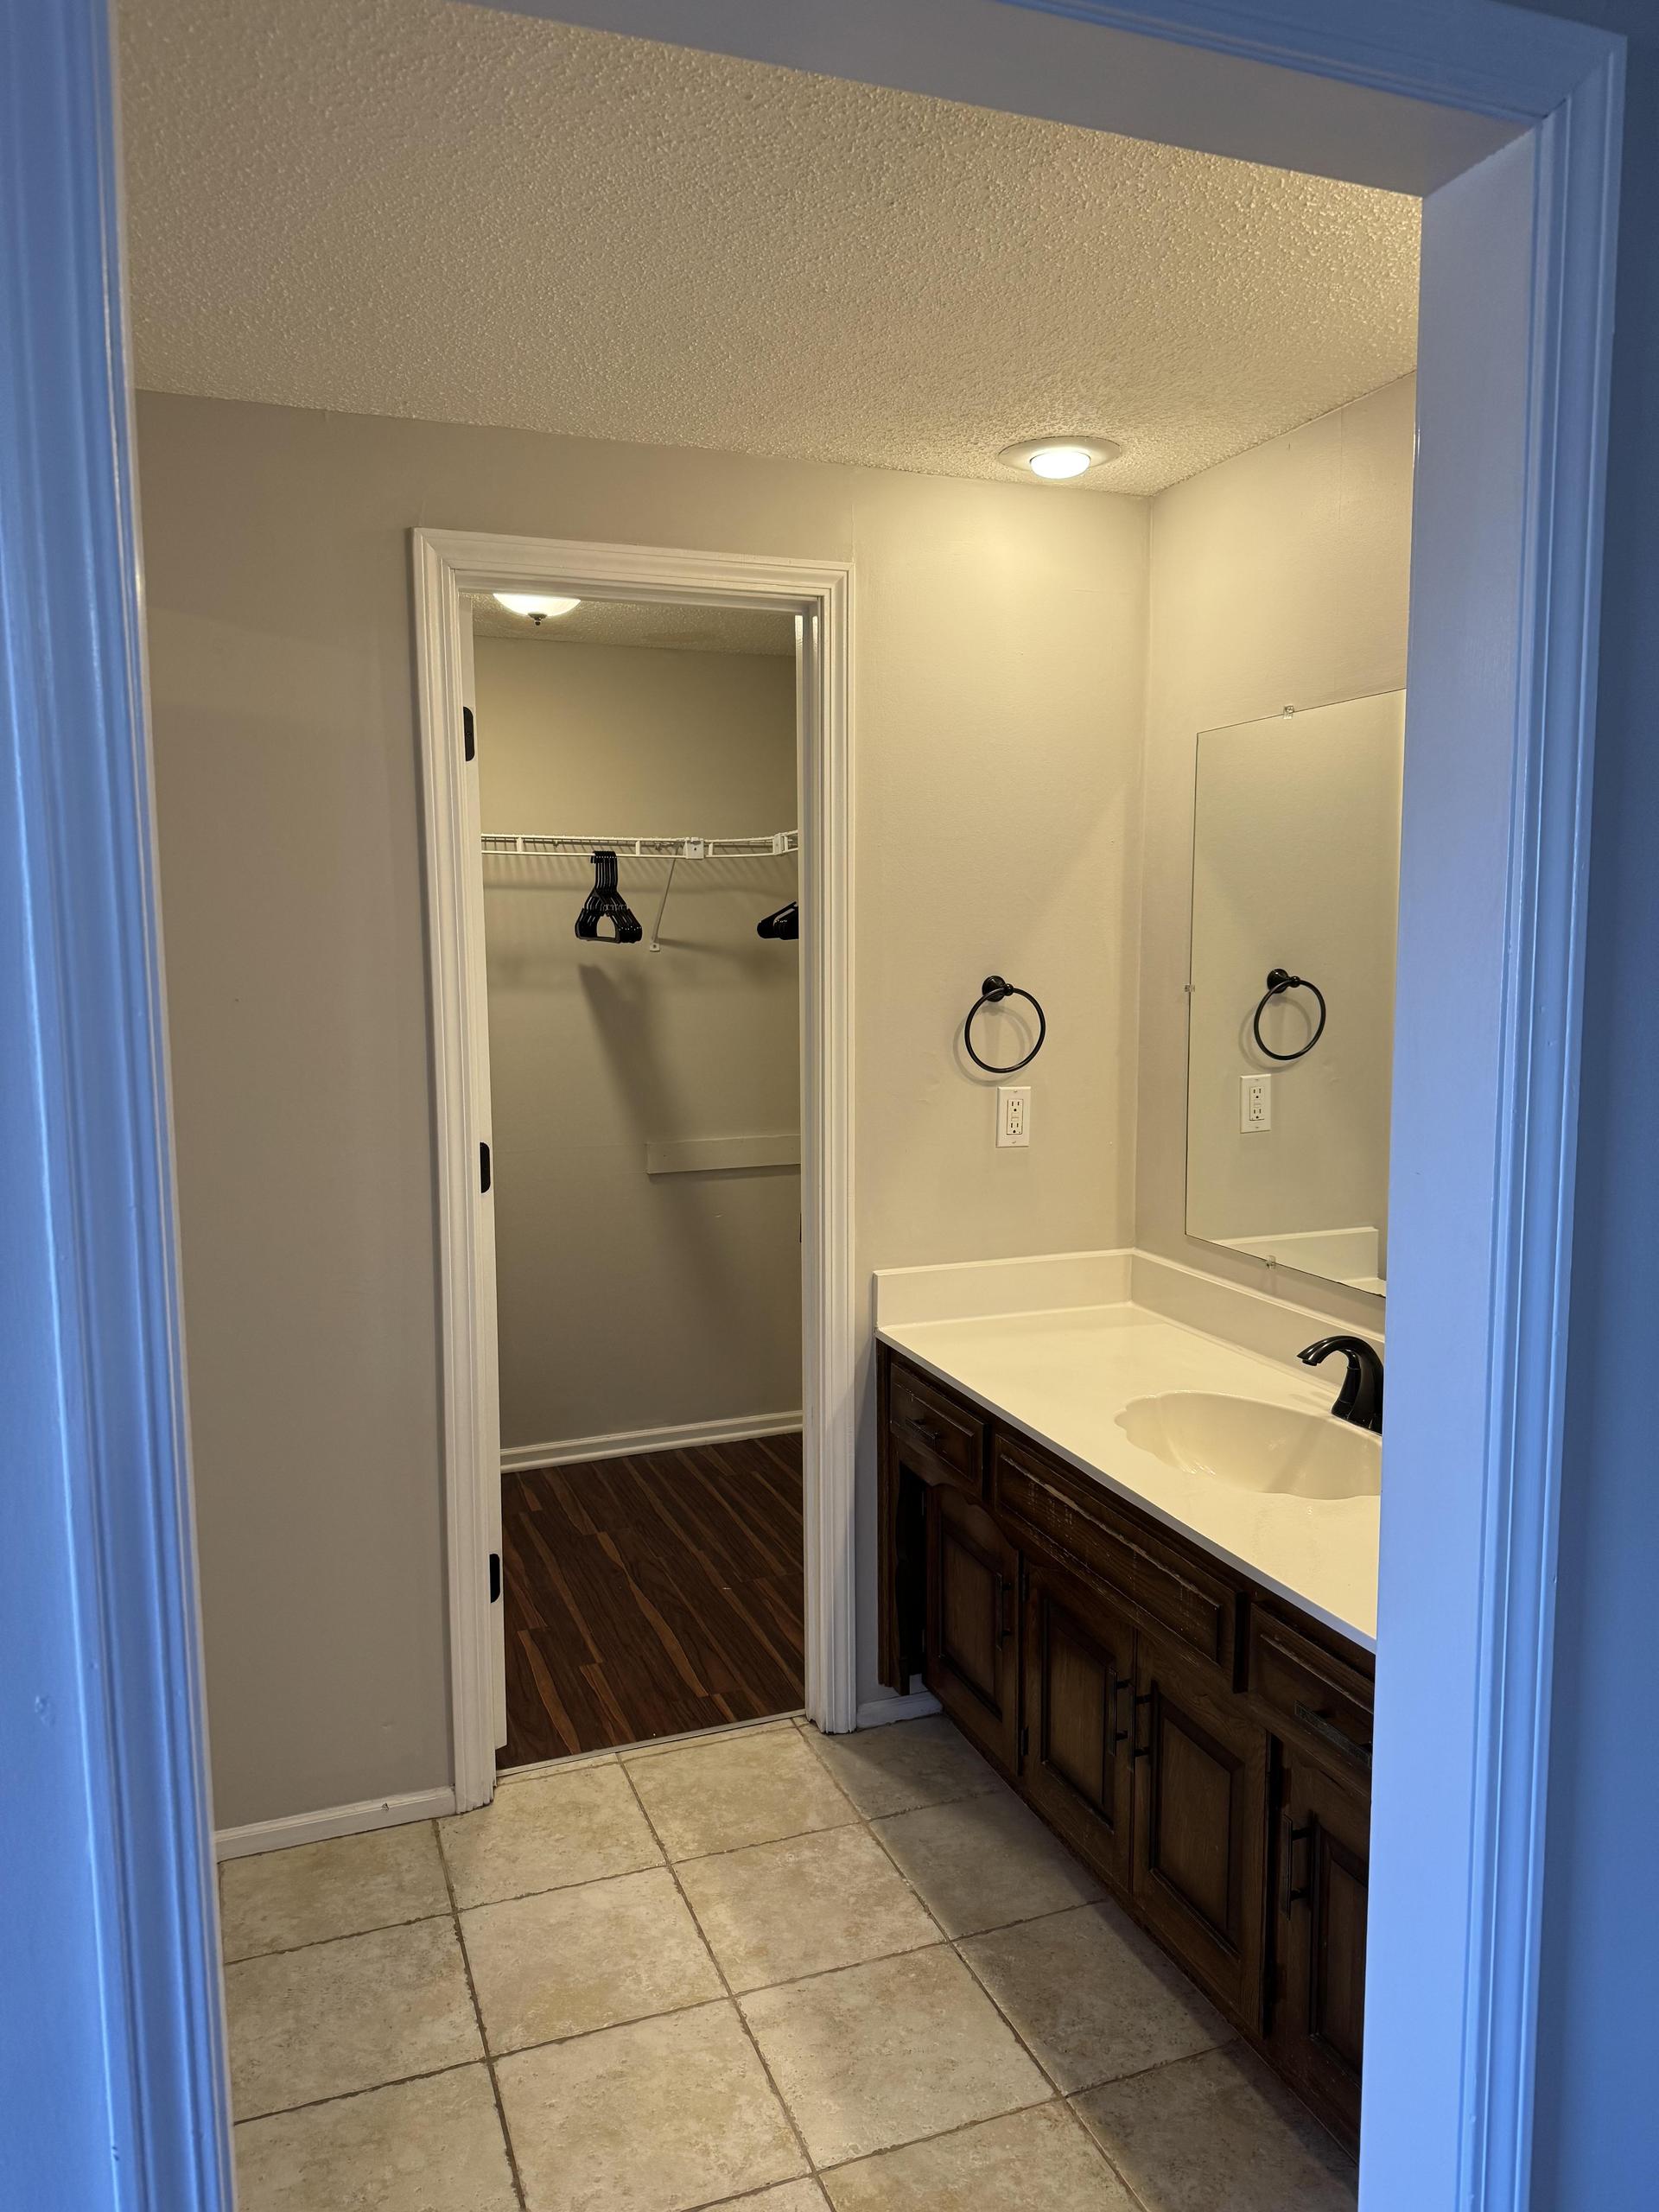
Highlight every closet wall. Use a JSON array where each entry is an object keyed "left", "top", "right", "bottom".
[{"left": 476, "top": 632, "right": 802, "bottom": 1458}]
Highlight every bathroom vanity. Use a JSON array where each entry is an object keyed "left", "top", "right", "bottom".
[{"left": 876, "top": 1308, "right": 1375, "bottom": 2152}]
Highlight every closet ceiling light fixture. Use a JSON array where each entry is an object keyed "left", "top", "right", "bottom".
[
  {"left": 493, "top": 592, "right": 581, "bottom": 624},
  {"left": 997, "top": 436, "right": 1122, "bottom": 480}
]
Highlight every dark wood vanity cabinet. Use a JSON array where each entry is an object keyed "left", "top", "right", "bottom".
[
  {"left": 926, "top": 1485, "right": 1020, "bottom": 1772},
  {"left": 1271, "top": 1753, "right": 1369, "bottom": 2134},
  {"left": 1133, "top": 1631, "right": 1269, "bottom": 2022},
  {"left": 878, "top": 1344, "right": 1373, "bottom": 2154},
  {"left": 1020, "top": 1555, "right": 1135, "bottom": 1888}
]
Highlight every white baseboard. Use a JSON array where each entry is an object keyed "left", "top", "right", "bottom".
[
  {"left": 214, "top": 1786, "right": 457, "bottom": 1862},
  {"left": 856, "top": 1688, "right": 943, "bottom": 1728},
  {"left": 502, "top": 1410, "right": 804, "bottom": 1472}
]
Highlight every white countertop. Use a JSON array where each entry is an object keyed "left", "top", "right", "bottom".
[{"left": 879, "top": 1301, "right": 1379, "bottom": 1649}]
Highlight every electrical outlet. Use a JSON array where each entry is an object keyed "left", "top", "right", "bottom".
[
  {"left": 997, "top": 1084, "right": 1032, "bottom": 1147},
  {"left": 1240, "top": 1073, "right": 1272, "bottom": 1132}
]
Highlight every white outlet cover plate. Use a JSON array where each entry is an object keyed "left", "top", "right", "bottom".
[
  {"left": 997, "top": 1084, "right": 1031, "bottom": 1147},
  {"left": 1240, "top": 1073, "right": 1272, "bottom": 1132}
]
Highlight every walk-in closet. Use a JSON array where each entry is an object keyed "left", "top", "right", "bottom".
[{"left": 469, "top": 591, "right": 806, "bottom": 1765}]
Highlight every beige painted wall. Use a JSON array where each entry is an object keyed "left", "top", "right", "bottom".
[
  {"left": 1138, "top": 375, "right": 1415, "bottom": 1334},
  {"left": 475, "top": 635, "right": 802, "bottom": 1451},
  {"left": 137, "top": 391, "right": 1147, "bottom": 1824},
  {"left": 1186, "top": 691, "right": 1404, "bottom": 1282}
]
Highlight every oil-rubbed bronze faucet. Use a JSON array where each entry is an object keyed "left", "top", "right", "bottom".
[{"left": 1299, "top": 1336, "right": 1383, "bottom": 1435}]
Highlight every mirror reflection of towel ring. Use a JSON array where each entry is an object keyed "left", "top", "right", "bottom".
[
  {"left": 964, "top": 976, "right": 1047, "bottom": 1074},
  {"left": 1252, "top": 968, "right": 1326, "bottom": 1063}
]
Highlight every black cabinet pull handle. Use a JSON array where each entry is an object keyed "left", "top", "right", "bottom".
[
  {"left": 1281, "top": 1818, "right": 1315, "bottom": 1915},
  {"left": 995, "top": 1573, "right": 1013, "bottom": 1645},
  {"left": 1108, "top": 1669, "right": 1132, "bottom": 1750},
  {"left": 1293, "top": 1701, "right": 1373, "bottom": 1769},
  {"left": 906, "top": 1414, "right": 948, "bottom": 1452},
  {"left": 1131, "top": 1689, "right": 1154, "bottom": 1760}
]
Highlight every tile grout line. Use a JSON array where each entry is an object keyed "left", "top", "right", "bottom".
[
  {"left": 792, "top": 1715, "right": 1010, "bottom": 1825},
  {"left": 258, "top": 1876, "right": 1121, "bottom": 2076},
  {"left": 942, "top": 1894, "right": 1179, "bottom": 2209},
  {"left": 748, "top": 1801, "right": 1100, "bottom": 2190},
  {"left": 1065, "top": 2036, "right": 1241, "bottom": 2100},
  {"left": 460, "top": 1989, "right": 740, "bottom": 2063},
  {"left": 642, "top": 1810, "right": 861, "bottom": 1872},
  {"left": 677, "top": 2171, "right": 831, "bottom": 2212},
  {"left": 435, "top": 1819, "right": 531, "bottom": 2212},
  {"left": 233, "top": 2056, "right": 493, "bottom": 2130},
  {"left": 498, "top": 1708, "right": 806, "bottom": 1789},
  {"left": 221, "top": 1904, "right": 456, "bottom": 1967},
  {"left": 617, "top": 1754, "right": 825, "bottom": 2193},
  {"left": 618, "top": 1711, "right": 806, "bottom": 1767},
  {"left": 852, "top": 1797, "right": 1160, "bottom": 2212},
  {"left": 812, "top": 2091, "right": 1070, "bottom": 2185},
  {"left": 221, "top": 1794, "right": 1092, "bottom": 1966}
]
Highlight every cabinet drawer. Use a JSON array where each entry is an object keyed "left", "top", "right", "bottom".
[
  {"left": 888, "top": 1359, "right": 988, "bottom": 1497},
  {"left": 1247, "top": 1606, "right": 1373, "bottom": 1781},
  {"left": 993, "top": 1432, "right": 1236, "bottom": 1676}
]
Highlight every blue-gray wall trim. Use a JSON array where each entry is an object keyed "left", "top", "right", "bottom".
[{"left": 0, "top": 3, "right": 230, "bottom": 2208}]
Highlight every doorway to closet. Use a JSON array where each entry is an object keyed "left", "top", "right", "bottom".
[
  {"left": 415, "top": 531, "right": 855, "bottom": 1814},
  {"left": 467, "top": 588, "right": 807, "bottom": 1767}
]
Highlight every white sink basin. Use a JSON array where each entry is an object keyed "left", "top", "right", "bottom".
[{"left": 1117, "top": 1392, "right": 1380, "bottom": 1501}]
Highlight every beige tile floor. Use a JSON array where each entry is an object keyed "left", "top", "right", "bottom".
[{"left": 221, "top": 1713, "right": 1358, "bottom": 2212}]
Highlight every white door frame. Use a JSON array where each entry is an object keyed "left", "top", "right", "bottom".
[{"left": 411, "top": 531, "right": 855, "bottom": 1810}]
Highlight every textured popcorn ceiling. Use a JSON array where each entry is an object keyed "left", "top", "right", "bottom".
[
  {"left": 469, "top": 594, "right": 794, "bottom": 655},
  {"left": 118, "top": 0, "right": 1419, "bottom": 497}
]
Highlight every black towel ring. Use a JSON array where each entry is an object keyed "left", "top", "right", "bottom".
[
  {"left": 1252, "top": 968, "right": 1326, "bottom": 1063},
  {"left": 964, "top": 976, "right": 1047, "bottom": 1074}
]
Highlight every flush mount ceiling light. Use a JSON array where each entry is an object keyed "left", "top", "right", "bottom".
[
  {"left": 493, "top": 592, "right": 581, "bottom": 624},
  {"left": 997, "top": 436, "right": 1122, "bottom": 481}
]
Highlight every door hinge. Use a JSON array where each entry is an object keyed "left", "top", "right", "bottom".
[
  {"left": 488, "top": 1552, "right": 501, "bottom": 1605},
  {"left": 463, "top": 704, "right": 476, "bottom": 761},
  {"left": 480, "top": 1140, "right": 492, "bottom": 1193},
  {"left": 1019, "top": 1725, "right": 1030, "bottom": 1760}
]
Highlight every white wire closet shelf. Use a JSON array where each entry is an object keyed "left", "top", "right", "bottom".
[{"left": 481, "top": 828, "right": 798, "bottom": 859}]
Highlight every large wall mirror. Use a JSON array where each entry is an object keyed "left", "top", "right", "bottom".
[{"left": 1185, "top": 690, "right": 1405, "bottom": 1298}]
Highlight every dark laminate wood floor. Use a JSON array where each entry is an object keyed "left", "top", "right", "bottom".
[{"left": 499, "top": 1433, "right": 805, "bottom": 1769}]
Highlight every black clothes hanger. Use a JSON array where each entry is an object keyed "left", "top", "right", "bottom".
[
  {"left": 757, "top": 900, "right": 798, "bottom": 941},
  {"left": 575, "top": 849, "right": 643, "bottom": 943}
]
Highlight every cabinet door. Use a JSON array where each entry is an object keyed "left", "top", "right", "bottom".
[
  {"left": 925, "top": 1484, "right": 1019, "bottom": 1772},
  {"left": 1131, "top": 1632, "right": 1268, "bottom": 2024},
  {"left": 1274, "top": 1757, "right": 1370, "bottom": 2150},
  {"left": 1022, "top": 1560, "right": 1135, "bottom": 1891}
]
